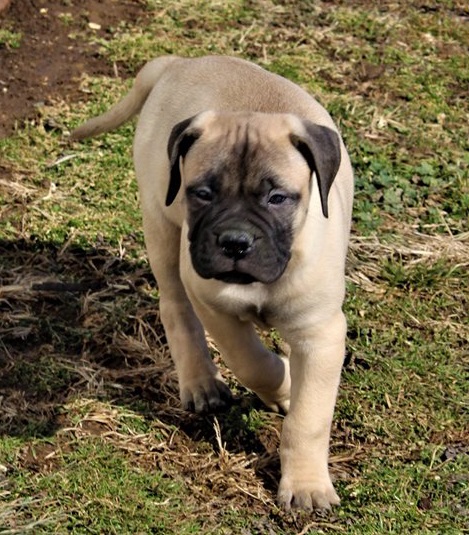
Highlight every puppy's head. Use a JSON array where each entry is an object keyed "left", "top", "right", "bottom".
[{"left": 166, "top": 111, "right": 341, "bottom": 285}]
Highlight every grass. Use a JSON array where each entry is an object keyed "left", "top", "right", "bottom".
[
  {"left": 0, "top": 29, "right": 22, "bottom": 49},
  {"left": 1, "top": 0, "right": 468, "bottom": 533}
]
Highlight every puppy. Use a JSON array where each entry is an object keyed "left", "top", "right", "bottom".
[{"left": 71, "top": 55, "right": 354, "bottom": 511}]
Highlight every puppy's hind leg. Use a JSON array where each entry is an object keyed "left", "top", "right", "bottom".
[{"left": 143, "top": 212, "right": 231, "bottom": 413}]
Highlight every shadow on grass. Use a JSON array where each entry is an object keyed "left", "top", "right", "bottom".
[{"left": 0, "top": 237, "right": 171, "bottom": 436}]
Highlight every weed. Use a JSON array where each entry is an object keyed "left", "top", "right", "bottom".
[{"left": 0, "top": 29, "right": 22, "bottom": 49}]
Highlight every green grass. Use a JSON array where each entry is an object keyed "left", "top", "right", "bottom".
[
  {"left": 0, "top": 404, "right": 200, "bottom": 534},
  {"left": 0, "top": 29, "right": 22, "bottom": 49},
  {"left": 1, "top": 0, "right": 468, "bottom": 533}
]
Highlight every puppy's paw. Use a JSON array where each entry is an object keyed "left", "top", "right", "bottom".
[
  {"left": 180, "top": 377, "right": 232, "bottom": 414},
  {"left": 277, "top": 478, "right": 340, "bottom": 512}
]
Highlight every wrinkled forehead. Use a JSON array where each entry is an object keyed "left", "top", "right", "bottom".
[
  {"left": 183, "top": 114, "right": 311, "bottom": 192},
  {"left": 197, "top": 112, "right": 294, "bottom": 149}
]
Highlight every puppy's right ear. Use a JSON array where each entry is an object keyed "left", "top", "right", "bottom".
[{"left": 166, "top": 116, "right": 201, "bottom": 206}]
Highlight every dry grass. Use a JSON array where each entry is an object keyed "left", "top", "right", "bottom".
[{"left": 348, "top": 224, "right": 469, "bottom": 293}]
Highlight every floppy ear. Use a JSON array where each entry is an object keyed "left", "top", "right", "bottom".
[
  {"left": 165, "top": 116, "right": 201, "bottom": 206},
  {"left": 290, "top": 121, "right": 341, "bottom": 218}
]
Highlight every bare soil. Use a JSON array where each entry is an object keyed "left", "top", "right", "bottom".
[{"left": 0, "top": 0, "right": 147, "bottom": 138}]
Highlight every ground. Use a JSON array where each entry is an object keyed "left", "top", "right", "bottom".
[
  {"left": 0, "top": 0, "right": 155, "bottom": 433},
  {"left": 0, "top": 0, "right": 468, "bottom": 533},
  {"left": 0, "top": 0, "right": 146, "bottom": 138}
]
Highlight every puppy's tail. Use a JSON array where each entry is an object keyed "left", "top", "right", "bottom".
[{"left": 70, "top": 56, "right": 179, "bottom": 141}]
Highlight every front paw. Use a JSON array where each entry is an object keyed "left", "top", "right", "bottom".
[
  {"left": 180, "top": 375, "right": 232, "bottom": 414},
  {"left": 277, "top": 477, "right": 340, "bottom": 512}
]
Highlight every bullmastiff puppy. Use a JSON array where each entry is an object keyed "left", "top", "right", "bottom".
[{"left": 71, "top": 55, "right": 354, "bottom": 511}]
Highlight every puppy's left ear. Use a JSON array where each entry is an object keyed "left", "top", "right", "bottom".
[
  {"left": 290, "top": 121, "right": 341, "bottom": 218},
  {"left": 166, "top": 116, "right": 201, "bottom": 206}
]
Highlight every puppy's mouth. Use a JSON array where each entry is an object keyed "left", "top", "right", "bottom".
[{"left": 213, "top": 271, "right": 258, "bottom": 285}]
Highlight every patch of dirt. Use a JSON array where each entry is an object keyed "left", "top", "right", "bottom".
[{"left": 0, "top": 0, "right": 148, "bottom": 139}]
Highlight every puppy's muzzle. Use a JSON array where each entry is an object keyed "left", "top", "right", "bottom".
[
  {"left": 189, "top": 210, "right": 292, "bottom": 285},
  {"left": 217, "top": 229, "right": 254, "bottom": 260}
]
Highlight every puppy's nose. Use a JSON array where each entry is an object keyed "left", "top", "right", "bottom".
[{"left": 217, "top": 229, "right": 254, "bottom": 259}]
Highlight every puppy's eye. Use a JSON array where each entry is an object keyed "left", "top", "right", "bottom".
[
  {"left": 191, "top": 186, "right": 213, "bottom": 202},
  {"left": 268, "top": 193, "right": 288, "bottom": 205}
]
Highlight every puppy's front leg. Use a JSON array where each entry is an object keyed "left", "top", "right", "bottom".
[
  {"left": 277, "top": 311, "right": 346, "bottom": 511},
  {"left": 142, "top": 210, "right": 231, "bottom": 413},
  {"left": 185, "top": 295, "right": 291, "bottom": 413}
]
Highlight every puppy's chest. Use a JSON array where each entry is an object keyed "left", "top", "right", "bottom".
[{"left": 216, "top": 284, "right": 276, "bottom": 329}]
